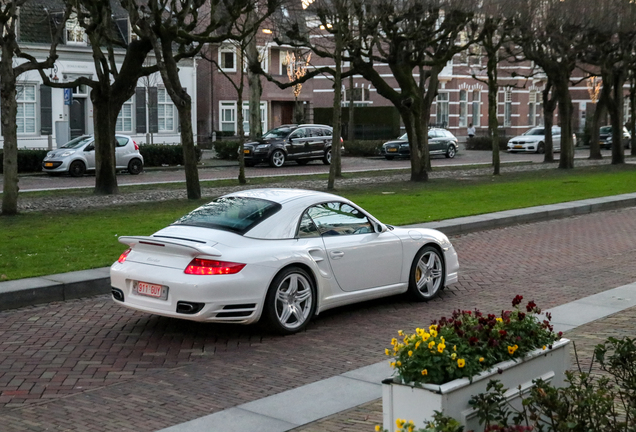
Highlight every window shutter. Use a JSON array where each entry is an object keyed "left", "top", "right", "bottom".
[
  {"left": 135, "top": 87, "right": 146, "bottom": 133},
  {"left": 40, "top": 85, "right": 52, "bottom": 135},
  {"left": 148, "top": 87, "right": 158, "bottom": 133}
]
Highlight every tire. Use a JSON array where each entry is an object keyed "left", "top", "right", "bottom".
[
  {"left": 408, "top": 246, "right": 445, "bottom": 301},
  {"left": 322, "top": 149, "right": 332, "bottom": 165},
  {"left": 128, "top": 158, "right": 143, "bottom": 175},
  {"left": 297, "top": 159, "right": 309, "bottom": 165},
  {"left": 263, "top": 266, "right": 316, "bottom": 334},
  {"left": 445, "top": 145, "right": 457, "bottom": 159},
  {"left": 536, "top": 142, "right": 545, "bottom": 154},
  {"left": 385, "top": 155, "right": 395, "bottom": 160},
  {"left": 269, "top": 149, "right": 286, "bottom": 168},
  {"left": 69, "top": 160, "right": 86, "bottom": 177}
]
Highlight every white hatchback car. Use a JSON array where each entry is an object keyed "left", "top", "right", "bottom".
[
  {"left": 507, "top": 126, "right": 569, "bottom": 153},
  {"left": 110, "top": 188, "right": 460, "bottom": 334},
  {"left": 42, "top": 134, "right": 144, "bottom": 177}
]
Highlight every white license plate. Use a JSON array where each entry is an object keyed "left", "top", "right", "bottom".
[{"left": 136, "top": 281, "right": 166, "bottom": 299}]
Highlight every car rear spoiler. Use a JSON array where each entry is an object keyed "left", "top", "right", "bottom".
[{"left": 118, "top": 236, "right": 222, "bottom": 257}]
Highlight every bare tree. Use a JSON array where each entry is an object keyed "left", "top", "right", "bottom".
[{"left": 1, "top": 1, "right": 71, "bottom": 215}]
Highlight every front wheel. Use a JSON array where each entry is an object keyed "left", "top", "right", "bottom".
[
  {"left": 69, "top": 160, "right": 86, "bottom": 177},
  {"left": 322, "top": 149, "right": 332, "bottom": 165},
  {"left": 445, "top": 145, "right": 457, "bottom": 159},
  {"left": 263, "top": 267, "right": 316, "bottom": 334},
  {"left": 269, "top": 149, "right": 286, "bottom": 168},
  {"left": 536, "top": 142, "right": 545, "bottom": 154},
  {"left": 128, "top": 158, "right": 143, "bottom": 175},
  {"left": 408, "top": 246, "right": 445, "bottom": 301}
]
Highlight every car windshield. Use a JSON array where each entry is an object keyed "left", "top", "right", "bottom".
[
  {"left": 600, "top": 126, "right": 612, "bottom": 134},
  {"left": 60, "top": 136, "right": 93, "bottom": 149},
  {"left": 262, "top": 127, "right": 294, "bottom": 139},
  {"left": 398, "top": 133, "right": 408, "bottom": 140},
  {"left": 172, "top": 197, "right": 282, "bottom": 234},
  {"left": 522, "top": 128, "right": 545, "bottom": 136}
]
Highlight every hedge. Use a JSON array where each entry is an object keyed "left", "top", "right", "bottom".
[
  {"left": 213, "top": 141, "right": 240, "bottom": 160},
  {"left": 343, "top": 140, "right": 384, "bottom": 157},
  {"left": 465, "top": 135, "right": 510, "bottom": 151},
  {"left": 138, "top": 144, "right": 202, "bottom": 167},
  {"left": 0, "top": 149, "right": 49, "bottom": 173}
]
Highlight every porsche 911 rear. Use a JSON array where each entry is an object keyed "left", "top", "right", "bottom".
[{"left": 110, "top": 236, "right": 275, "bottom": 324}]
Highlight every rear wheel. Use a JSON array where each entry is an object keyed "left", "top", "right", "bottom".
[
  {"left": 269, "top": 149, "right": 286, "bottom": 168},
  {"left": 445, "top": 145, "right": 457, "bottom": 159},
  {"left": 69, "top": 161, "right": 86, "bottom": 177},
  {"left": 128, "top": 158, "right": 143, "bottom": 175},
  {"left": 408, "top": 246, "right": 445, "bottom": 301},
  {"left": 322, "top": 149, "right": 332, "bottom": 165},
  {"left": 263, "top": 266, "right": 316, "bottom": 334}
]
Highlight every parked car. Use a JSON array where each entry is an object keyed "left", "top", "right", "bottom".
[
  {"left": 42, "top": 134, "right": 143, "bottom": 177},
  {"left": 242, "top": 124, "right": 337, "bottom": 167},
  {"left": 599, "top": 126, "right": 631, "bottom": 149},
  {"left": 507, "top": 126, "right": 576, "bottom": 153},
  {"left": 110, "top": 188, "right": 459, "bottom": 334},
  {"left": 380, "top": 128, "right": 459, "bottom": 160}
]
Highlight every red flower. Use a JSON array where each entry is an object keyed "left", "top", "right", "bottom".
[
  {"left": 526, "top": 301, "right": 537, "bottom": 312},
  {"left": 499, "top": 330, "right": 507, "bottom": 337},
  {"left": 512, "top": 295, "right": 523, "bottom": 307},
  {"left": 518, "top": 312, "right": 526, "bottom": 321}
]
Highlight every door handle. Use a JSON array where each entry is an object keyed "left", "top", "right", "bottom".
[{"left": 330, "top": 251, "right": 345, "bottom": 260}]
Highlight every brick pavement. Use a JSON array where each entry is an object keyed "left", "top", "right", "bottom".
[{"left": 1, "top": 207, "right": 636, "bottom": 431}]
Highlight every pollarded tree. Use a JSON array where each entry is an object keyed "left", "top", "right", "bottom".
[
  {"left": 345, "top": 0, "right": 477, "bottom": 182},
  {"left": 510, "top": 0, "right": 588, "bottom": 169},
  {"left": 1, "top": 1, "right": 71, "bottom": 215}
]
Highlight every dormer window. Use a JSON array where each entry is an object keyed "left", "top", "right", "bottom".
[
  {"left": 218, "top": 46, "right": 237, "bottom": 72},
  {"left": 66, "top": 13, "right": 87, "bottom": 45}
]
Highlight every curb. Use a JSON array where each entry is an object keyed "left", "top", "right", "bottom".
[{"left": 2, "top": 192, "right": 636, "bottom": 313}]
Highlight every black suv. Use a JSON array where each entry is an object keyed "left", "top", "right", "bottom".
[
  {"left": 380, "top": 128, "right": 459, "bottom": 160},
  {"left": 242, "top": 124, "right": 335, "bottom": 167}
]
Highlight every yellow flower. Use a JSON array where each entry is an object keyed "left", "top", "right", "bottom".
[
  {"left": 385, "top": 348, "right": 391, "bottom": 356},
  {"left": 496, "top": 317, "right": 503, "bottom": 323},
  {"left": 421, "top": 333, "right": 430, "bottom": 342},
  {"left": 440, "top": 336, "right": 445, "bottom": 344},
  {"left": 479, "top": 357, "right": 485, "bottom": 362},
  {"left": 453, "top": 345, "right": 457, "bottom": 351},
  {"left": 396, "top": 418, "right": 406, "bottom": 428},
  {"left": 458, "top": 358, "right": 466, "bottom": 368},
  {"left": 415, "top": 341, "right": 421, "bottom": 349},
  {"left": 543, "top": 345, "right": 547, "bottom": 350},
  {"left": 430, "top": 329, "right": 438, "bottom": 338},
  {"left": 428, "top": 341, "right": 435, "bottom": 349},
  {"left": 403, "top": 337, "right": 409, "bottom": 344},
  {"left": 391, "top": 338, "right": 397, "bottom": 346},
  {"left": 437, "top": 343, "right": 445, "bottom": 353},
  {"left": 416, "top": 327, "right": 424, "bottom": 336},
  {"left": 375, "top": 425, "right": 382, "bottom": 432},
  {"left": 421, "top": 369, "right": 428, "bottom": 375},
  {"left": 451, "top": 353, "right": 457, "bottom": 360},
  {"left": 508, "top": 345, "right": 516, "bottom": 354},
  {"left": 398, "top": 330, "right": 404, "bottom": 336},
  {"left": 408, "top": 425, "right": 414, "bottom": 432},
  {"left": 429, "top": 324, "right": 437, "bottom": 332},
  {"left": 396, "top": 361, "right": 402, "bottom": 366},
  {"left": 408, "top": 350, "right": 413, "bottom": 357},
  {"left": 390, "top": 362, "right": 396, "bottom": 368}
]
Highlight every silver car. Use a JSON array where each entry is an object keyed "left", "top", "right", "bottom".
[{"left": 43, "top": 135, "right": 144, "bottom": 177}]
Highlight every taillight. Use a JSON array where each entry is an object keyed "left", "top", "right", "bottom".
[
  {"left": 118, "top": 248, "right": 132, "bottom": 263},
  {"left": 184, "top": 258, "right": 246, "bottom": 275},
  {"left": 340, "top": 137, "right": 344, "bottom": 143},
  {"left": 133, "top": 141, "right": 139, "bottom": 151}
]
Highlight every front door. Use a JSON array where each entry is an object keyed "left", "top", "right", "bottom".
[
  {"left": 281, "top": 103, "right": 294, "bottom": 125},
  {"left": 70, "top": 98, "right": 86, "bottom": 139}
]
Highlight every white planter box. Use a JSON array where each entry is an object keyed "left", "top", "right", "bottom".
[{"left": 382, "top": 338, "right": 570, "bottom": 432}]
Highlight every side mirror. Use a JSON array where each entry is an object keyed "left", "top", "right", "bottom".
[
  {"left": 85, "top": 145, "right": 94, "bottom": 152},
  {"left": 375, "top": 222, "right": 388, "bottom": 233}
]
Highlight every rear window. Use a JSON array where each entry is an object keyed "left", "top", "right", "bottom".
[{"left": 173, "top": 197, "right": 282, "bottom": 234}]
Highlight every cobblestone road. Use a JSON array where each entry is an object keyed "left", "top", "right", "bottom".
[{"left": 1, "top": 206, "right": 636, "bottom": 431}]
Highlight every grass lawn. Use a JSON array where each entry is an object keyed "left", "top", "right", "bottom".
[{"left": 1, "top": 163, "right": 635, "bottom": 281}]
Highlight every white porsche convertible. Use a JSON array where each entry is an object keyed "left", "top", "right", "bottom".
[{"left": 110, "top": 189, "right": 459, "bottom": 334}]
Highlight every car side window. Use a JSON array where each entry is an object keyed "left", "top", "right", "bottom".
[
  {"left": 312, "top": 128, "right": 323, "bottom": 137},
  {"left": 323, "top": 128, "right": 332, "bottom": 138},
  {"left": 290, "top": 129, "right": 306, "bottom": 139},
  {"left": 116, "top": 137, "right": 129, "bottom": 147},
  {"left": 297, "top": 211, "right": 320, "bottom": 238},
  {"left": 307, "top": 202, "right": 373, "bottom": 236}
]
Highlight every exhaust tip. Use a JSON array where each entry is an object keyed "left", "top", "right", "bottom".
[
  {"left": 111, "top": 288, "right": 124, "bottom": 302},
  {"left": 176, "top": 301, "right": 204, "bottom": 315}
]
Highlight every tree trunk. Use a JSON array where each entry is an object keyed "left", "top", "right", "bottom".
[
  {"left": 609, "top": 70, "right": 626, "bottom": 165},
  {"left": 630, "top": 76, "right": 636, "bottom": 156},
  {"left": 541, "top": 83, "right": 554, "bottom": 163},
  {"left": 91, "top": 91, "right": 119, "bottom": 195},
  {"left": 177, "top": 100, "right": 202, "bottom": 198},
  {"left": 237, "top": 87, "right": 246, "bottom": 185},
  {"left": 486, "top": 47, "right": 500, "bottom": 175},
  {"left": 348, "top": 74, "right": 355, "bottom": 143},
  {"left": 246, "top": 29, "right": 263, "bottom": 141},
  {"left": 328, "top": 30, "right": 343, "bottom": 190},
  {"left": 554, "top": 77, "right": 574, "bottom": 169},
  {"left": 1, "top": 53, "right": 19, "bottom": 216},
  {"left": 589, "top": 98, "right": 605, "bottom": 160}
]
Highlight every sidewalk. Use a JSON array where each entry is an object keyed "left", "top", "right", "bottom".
[{"left": 2, "top": 192, "right": 636, "bottom": 311}]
